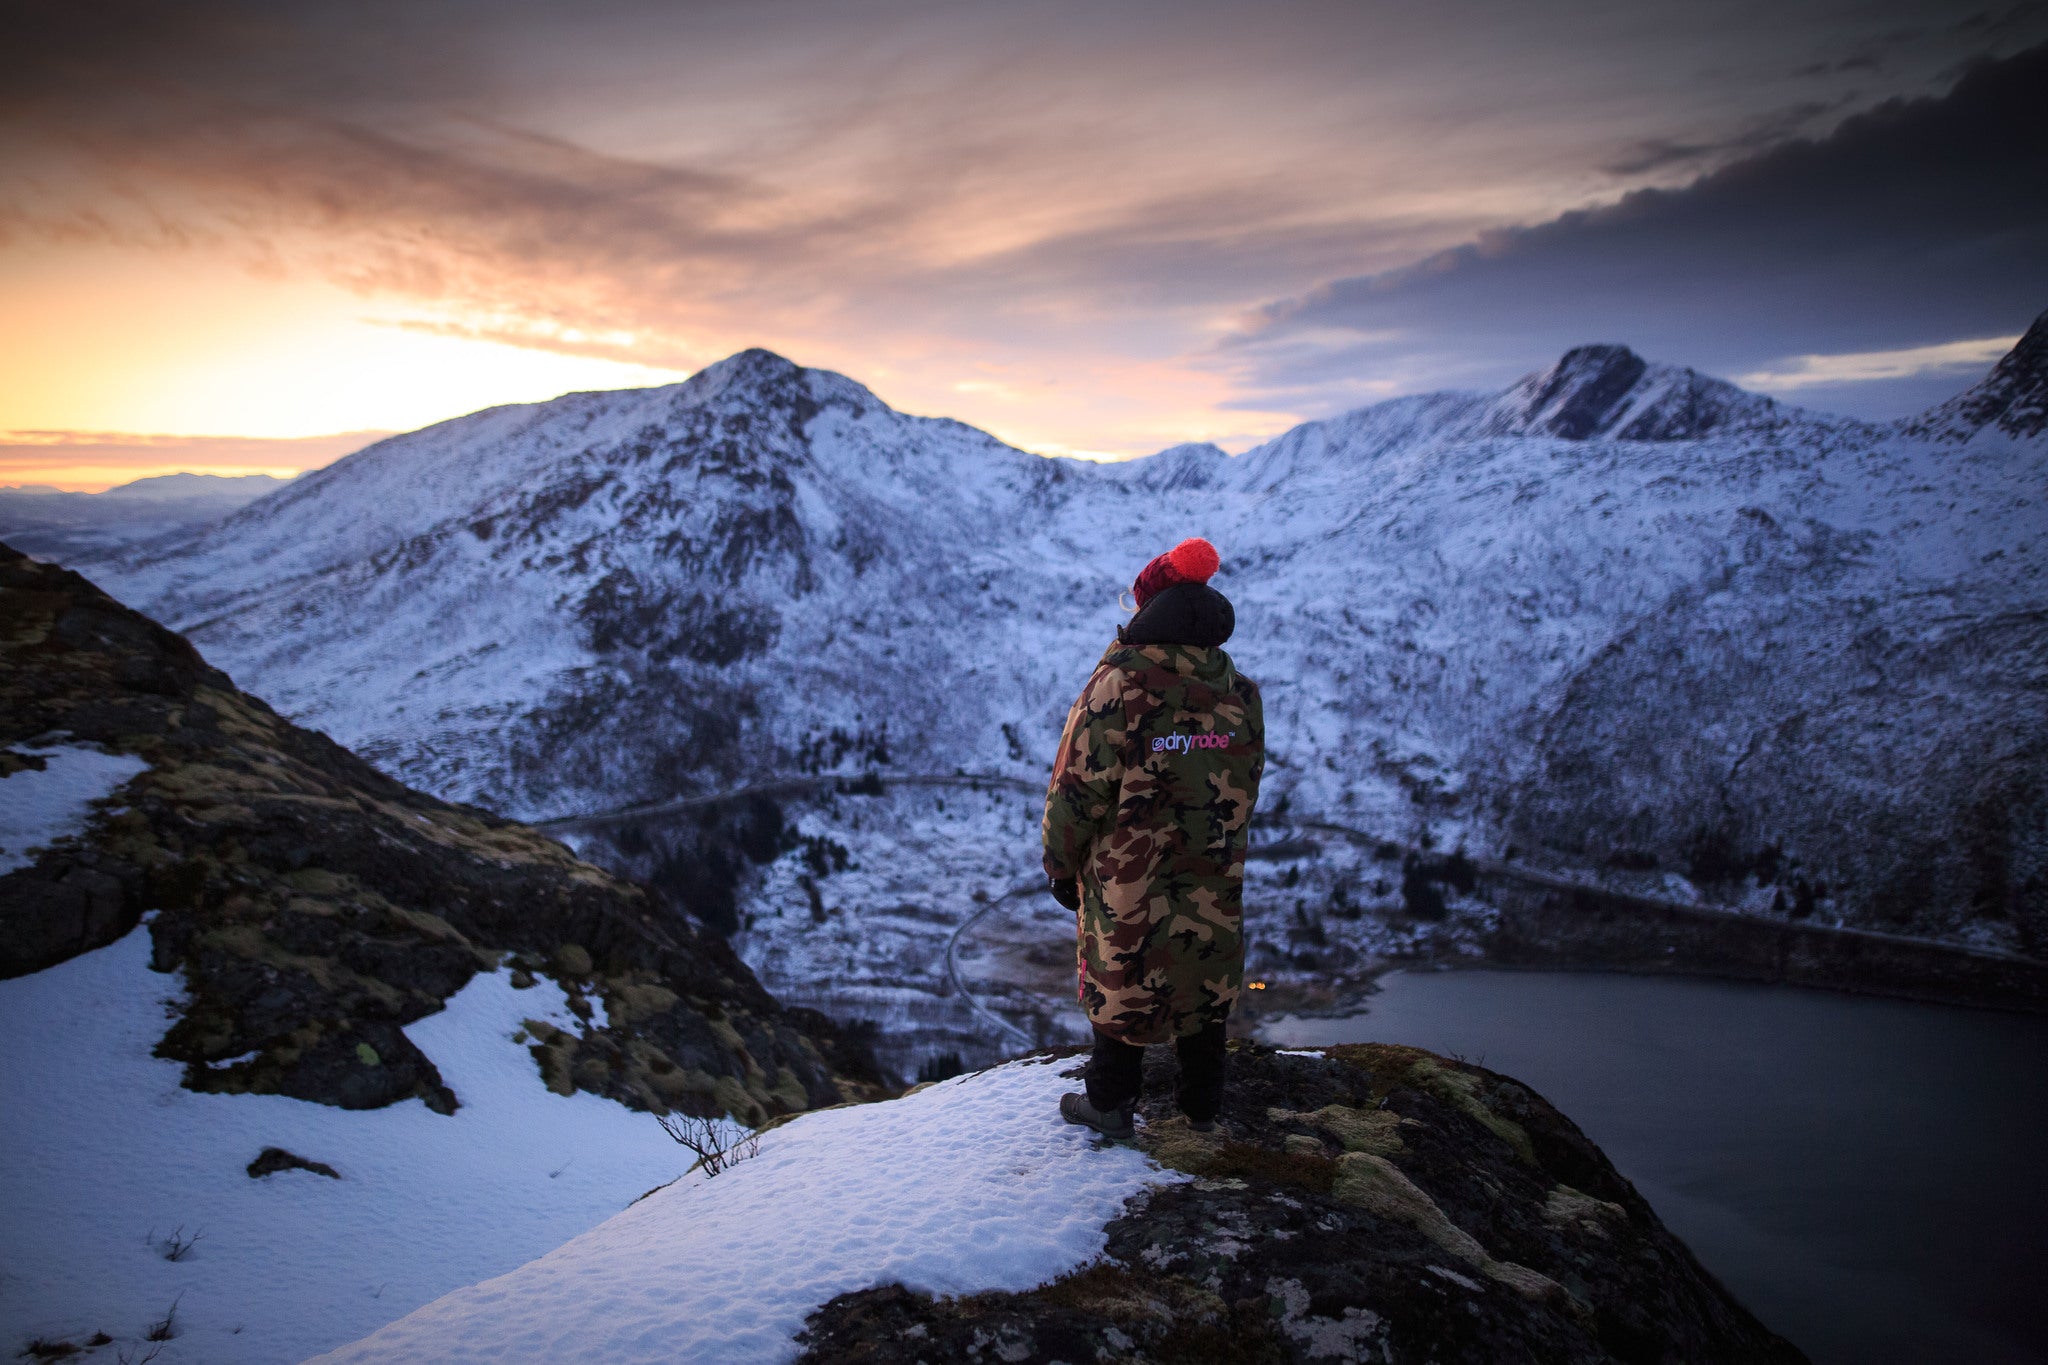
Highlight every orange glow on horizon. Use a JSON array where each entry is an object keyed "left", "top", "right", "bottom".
[
  {"left": 0, "top": 235, "right": 1303, "bottom": 487},
  {"left": 0, "top": 242, "right": 692, "bottom": 444},
  {"left": 0, "top": 428, "right": 389, "bottom": 493}
]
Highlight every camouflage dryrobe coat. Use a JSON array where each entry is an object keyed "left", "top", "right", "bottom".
[{"left": 1042, "top": 641, "right": 1264, "bottom": 1045}]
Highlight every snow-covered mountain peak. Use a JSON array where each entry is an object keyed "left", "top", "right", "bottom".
[
  {"left": 687, "top": 345, "right": 804, "bottom": 389},
  {"left": 674, "top": 346, "right": 879, "bottom": 418},
  {"left": 1480, "top": 343, "right": 1781, "bottom": 442},
  {"left": 1910, "top": 309, "right": 2048, "bottom": 442},
  {"left": 98, "top": 471, "right": 292, "bottom": 501}
]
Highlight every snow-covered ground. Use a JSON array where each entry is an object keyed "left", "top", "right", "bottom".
[
  {"left": 0, "top": 925, "right": 697, "bottom": 1363},
  {"left": 3, "top": 921, "right": 1171, "bottom": 1365},
  {"left": 310, "top": 1057, "right": 1168, "bottom": 1364},
  {"left": 0, "top": 742, "right": 149, "bottom": 874}
]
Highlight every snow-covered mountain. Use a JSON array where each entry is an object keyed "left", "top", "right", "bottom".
[
  {"left": 88, "top": 318, "right": 2048, "bottom": 1028},
  {"left": 1908, "top": 315, "right": 2048, "bottom": 441},
  {"left": 101, "top": 352, "right": 1088, "bottom": 818}
]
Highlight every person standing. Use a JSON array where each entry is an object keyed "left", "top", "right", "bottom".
[{"left": 1042, "top": 537, "right": 1264, "bottom": 1138}]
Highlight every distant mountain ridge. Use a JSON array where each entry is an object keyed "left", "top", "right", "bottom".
[
  {"left": 86, "top": 313, "right": 2048, "bottom": 990},
  {"left": 1477, "top": 343, "right": 1789, "bottom": 441},
  {"left": 0, "top": 470, "right": 291, "bottom": 562}
]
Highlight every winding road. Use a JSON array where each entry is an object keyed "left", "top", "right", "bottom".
[
  {"left": 533, "top": 771, "right": 1040, "bottom": 835},
  {"left": 942, "top": 881, "right": 1045, "bottom": 1049}
]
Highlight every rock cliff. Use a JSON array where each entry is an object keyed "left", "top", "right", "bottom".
[{"left": 797, "top": 1042, "right": 1804, "bottom": 1363}]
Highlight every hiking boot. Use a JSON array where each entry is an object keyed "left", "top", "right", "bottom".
[
  {"left": 1060, "top": 1092, "right": 1135, "bottom": 1140},
  {"left": 1184, "top": 1115, "right": 1217, "bottom": 1134}
]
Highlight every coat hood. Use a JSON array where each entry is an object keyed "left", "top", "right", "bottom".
[{"left": 1099, "top": 638, "right": 1241, "bottom": 697}]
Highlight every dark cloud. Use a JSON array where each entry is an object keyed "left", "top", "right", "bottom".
[
  {"left": 1598, "top": 100, "right": 1840, "bottom": 177},
  {"left": 1792, "top": 55, "right": 1881, "bottom": 76},
  {"left": 1234, "top": 42, "right": 2048, "bottom": 419}
]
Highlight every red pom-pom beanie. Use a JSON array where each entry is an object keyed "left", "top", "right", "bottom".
[{"left": 1132, "top": 537, "right": 1221, "bottom": 608}]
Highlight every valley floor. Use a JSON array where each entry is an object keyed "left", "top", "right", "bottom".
[{"left": 584, "top": 785, "right": 2045, "bottom": 1083}]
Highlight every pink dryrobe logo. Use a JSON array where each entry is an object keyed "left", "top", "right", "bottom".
[{"left": 1151, "top": 731, "right": 1234, "bottom": 753}]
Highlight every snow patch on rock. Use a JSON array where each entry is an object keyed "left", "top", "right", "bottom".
[
  {"left": 0, "top": 743, "right": 148, "bottom": 873},
  {"left": 0, "top": 927, "right": 691, "bottom": 1363}
]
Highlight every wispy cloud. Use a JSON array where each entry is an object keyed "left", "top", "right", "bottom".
[{"left": 1738, "top": 335, "right": 2022, "bottom": 390}]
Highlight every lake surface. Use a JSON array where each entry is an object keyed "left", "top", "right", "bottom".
[{"left": 1259, "top": 969, "right": 2048, "bottom": 1365}]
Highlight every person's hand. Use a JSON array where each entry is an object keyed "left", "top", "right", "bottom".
[{"left": 1049, "top": 877, "right": 1081, "bottom": 911}]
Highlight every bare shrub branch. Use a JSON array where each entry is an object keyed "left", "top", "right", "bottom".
[
  {"left": 655, "top": 1112, "right": 760, "bottom": 1177},
  {"left": 157, "top": 1225, "right": 203, "bottom": 1261},
  {"left": 144, "top": 1294, "right": 182, "bottom": 1342}
]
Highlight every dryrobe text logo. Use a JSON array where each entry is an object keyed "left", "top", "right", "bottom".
[{"left": 1151, "top": 731, "right": 1235, "bottom": 753}]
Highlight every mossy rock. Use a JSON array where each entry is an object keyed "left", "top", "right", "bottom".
[
  {"left": 0, "top": 544, "right": 890, "bottom": 1124},
  {"left": 795, "top": 1045, "right": 1804, "bottom": 1363}
]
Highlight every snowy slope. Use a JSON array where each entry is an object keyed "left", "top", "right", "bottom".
[
  {"left": 308, "top": 1055, "right": 1166, "bottom": 1364},
  {"left": 0, "top": 923, "right": 701, "bottom": 1363},
  {"left": 90, "top": 319, "right": 2048, "bottom": 1027}
]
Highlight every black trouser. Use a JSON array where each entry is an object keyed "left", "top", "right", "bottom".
[{"left": 1083, "top": 1020, "right": 1228, "bottom": 1122}]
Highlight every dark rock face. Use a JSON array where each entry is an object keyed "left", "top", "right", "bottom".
[
  {"left": 1481, "top": 345, "right": 1779, "bottom": 442},
  {"left": 1519, "top": 345, "right": 1650, "bottom": 439},
  {"left": 247, "top": 1146, "right": 340, "bottom": 1179},
  {"left": 0, "top": 543, "right": 889, "bottom": 1119},
  {"left": 795, "top": 1043, "right": 1804, "bottom": 1365}
]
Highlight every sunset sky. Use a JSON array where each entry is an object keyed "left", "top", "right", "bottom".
[{"left": 5, "top": 0, "right": 2045, "bottom": 488}]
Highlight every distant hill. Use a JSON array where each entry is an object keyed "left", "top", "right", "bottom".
[{"left": 0, "top": 471, "right": 292, "bottom": 562}]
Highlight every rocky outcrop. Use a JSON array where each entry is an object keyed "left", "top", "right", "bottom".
[
  {"left": 0, "top": 541, "right": 889, "bottom": 1118},
  {"left": 795, "top": 1042, "right": 1802, "bottom": 1364},
  {"left": 1476, "top": 344, "right": 1784, "bottom": 441},
  {"left": 1909, "top": 307, "right": 2048, "bottom": 441}
]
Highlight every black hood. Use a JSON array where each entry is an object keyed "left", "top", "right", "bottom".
[{"left": 1118, "top": 580, "right": 1234, "bottom": 648}]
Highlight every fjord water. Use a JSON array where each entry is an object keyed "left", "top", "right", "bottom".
[{"left": 1260, "top": 970, "right": 2048, "bottom": 1364}]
